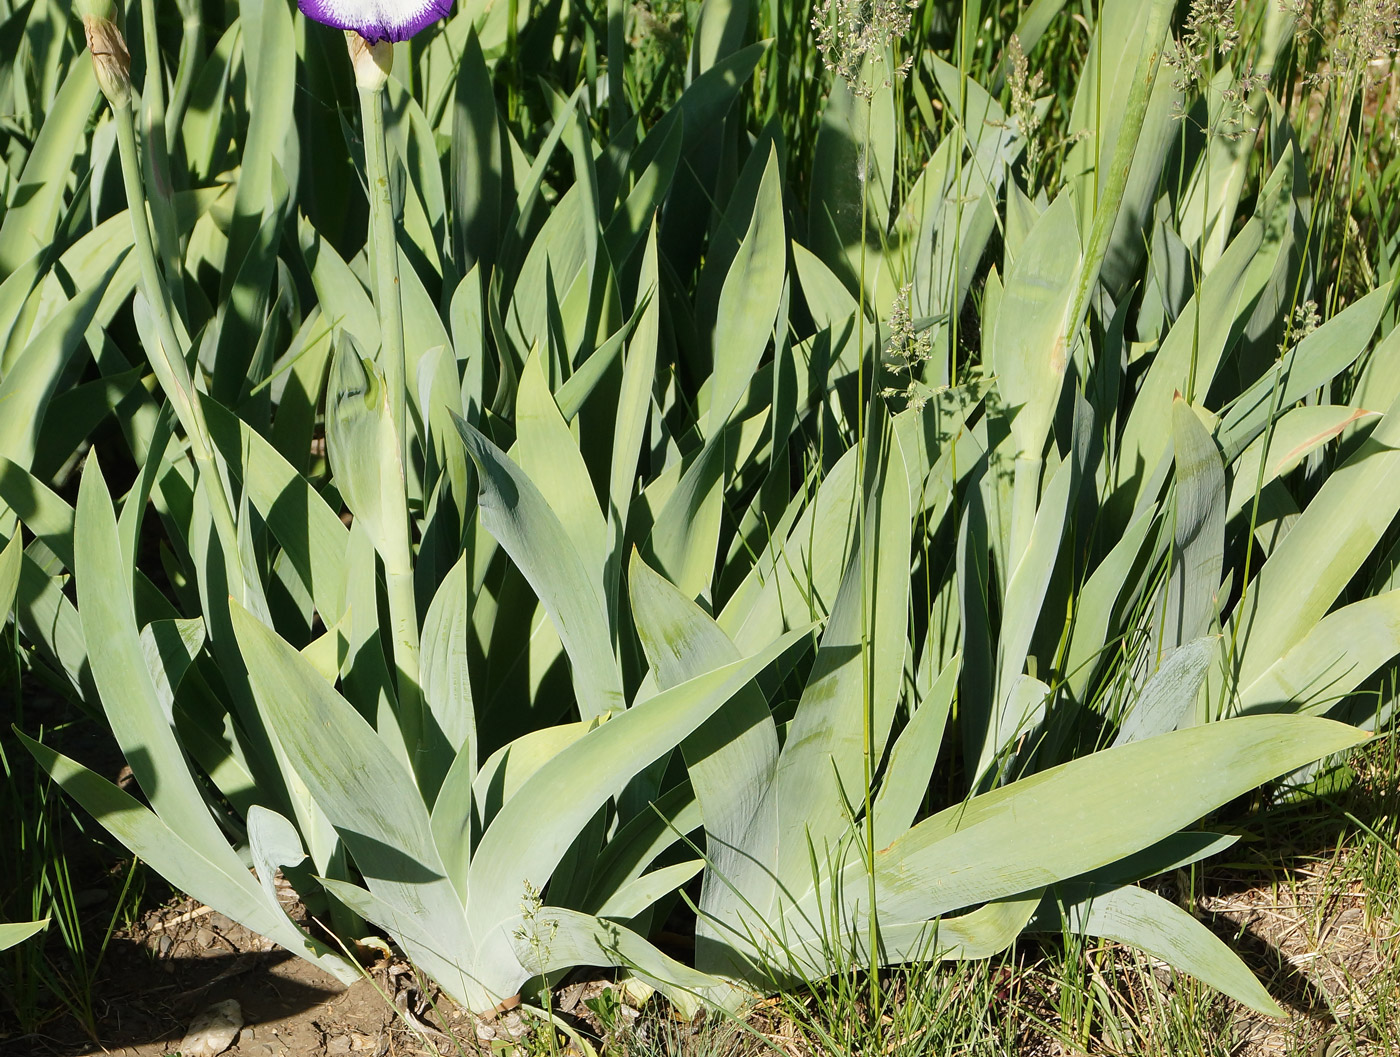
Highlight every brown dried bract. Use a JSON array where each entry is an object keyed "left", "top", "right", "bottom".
[{"left": 82, "top": 14, "right": 131, "bottom": 107}]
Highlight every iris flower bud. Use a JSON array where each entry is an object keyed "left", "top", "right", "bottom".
[{"left": 76, "top": 0, "right": 132, "bottom": 109}]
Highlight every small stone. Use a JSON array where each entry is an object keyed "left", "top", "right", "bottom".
[
  {"left": 557, "top": 983, "right": 586, "bottom": 1013},
  {"left": 179, "top": 998, "right": 243, "bottom": 1057},
  {"left": 326, "top": 1034, "right": 353, "bottom": 1054},
  {"left": 619, "top": 979, "right": 655, "bottom": 1007},
  {"left": 474, "top": 1019, "right": 497, "bottom": 1041},
  {"left": 195, "top": 926, "right": 217, "bottom": 948},
  {"left": 501, "top": 1011, "right": 525, "bottom": 1039}
]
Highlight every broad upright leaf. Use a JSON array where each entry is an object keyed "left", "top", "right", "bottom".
[
  {"left": 1030, "top": 882, "right": 1282, "bottom": 1015},
  {"left": 229, "top": 603, "right": 482, "bottom": 1007},
  {"left": 465, "top": 625, "right": 813, "bottom": 984},
  {"left": 1225, "top": 384, "right": 1400, "bottom": 698},
  {"left": 0, "top": 530, "right": 20, "bottom": 620},
  {"left": 0, "top": 919, "right": 48, "bottom": 951},
  {"left": 455, "top": 417, "right": 624, "bottom": 719},
  {"left": 451, "top": 29, "right": 504, "bottom": 273},
  {"left": 0, "top": 61, "right": 98, "bottom": 277},
  {"left": 991, "top": 191, "right": 1080, "bottom": 462},
  {"left": 419, "top": 554, "right": 477, "bottom": 790},
  {"left": 514, "top": 352, "right": 605, "bottom": 572},
  {"left": 757, "top": 428, "right": 912, "bottom": 916},
  {"left": 74, "top": 457, "right": 238, "bottom": 866},
  {"left": 867, "top": 716, "right": 1366, "bottom": 927},
  {"left": 629, "top": 553, "right": 779, "bottom": 949},
  {"left": 704, "top": 145, "right": 784, "bottom": 438},
  {"left": 1157, "top": 398, "right": 1226, "bottom": 658}
]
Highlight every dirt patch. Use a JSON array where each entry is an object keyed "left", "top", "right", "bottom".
[
  {"left": 8, "top": 895, "right": 397, "bottom": 1057},
  {"left": 5, "top": 892, "right": 670, "bottom": 1057},
  {"left": 1207, "top": 858, "right": 1400, "bottom": 1057}
]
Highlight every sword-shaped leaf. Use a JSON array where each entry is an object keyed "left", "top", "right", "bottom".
[{"left": 455, "top": 415, "right": 624, "bottom": 719}]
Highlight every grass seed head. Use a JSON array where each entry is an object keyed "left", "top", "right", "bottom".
[
  {"left": 880, "top": 283, "right": 938, "bottom": 410},
  {"left": 1336, "top": 0, "right": 1400, "bottom": 83},
  {"left": 1167, "top": 0, "right": 1241, "bottom": 97},
  {"left": 812, "top": 0, "right": 917, "bottom": 100},
  {"left": 1006, "top": 34, "right": 1045, "bottom": 186}
]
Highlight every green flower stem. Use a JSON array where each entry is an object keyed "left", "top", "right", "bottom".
[
  {"left": 113, "top": 101, "right": 242, "bottom": 590},
  {"left": 165, "top": 12, "right": 203, "bottom": 159},
  {"left": 359, "top": 83, "right": 409, "bottom": 474},
  {"left": 387, "top": 561, "right": 426, "bottom": 772},
  {"left": 358, "top": 79, "right": 424, "bottom": 765},
  {"left": 138, "top": 0, "right": 186, "bottom": 319}
]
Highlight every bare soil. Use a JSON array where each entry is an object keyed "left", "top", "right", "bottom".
[{"left": 7, "top": 896, "right": 425, "bottom": 1057}]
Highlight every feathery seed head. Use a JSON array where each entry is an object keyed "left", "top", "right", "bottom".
[{"left": 812, "top": 0, "right": 917, "bottom": 100}]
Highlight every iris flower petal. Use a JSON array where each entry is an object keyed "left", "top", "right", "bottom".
[{"left": 298, "top": 0, "right": 454, "bottom": 43}]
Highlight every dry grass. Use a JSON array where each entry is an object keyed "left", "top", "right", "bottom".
[{"left": 598, "top": 735, "right": 1400, "bottom": 1057}]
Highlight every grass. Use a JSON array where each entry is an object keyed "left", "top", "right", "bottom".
[
  {"left": 786, "top": 734, "right": 1396, "bottom": 1057},
  {"left": 0, "top": 653, "right": 151, "bottom": 1044},
  {"left": 542, "top": 728, "right": 1400, "bottom": 1057}
]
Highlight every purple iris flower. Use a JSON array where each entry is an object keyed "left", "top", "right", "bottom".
[{"left": 298, "top": 0, "right": 454, "bottom": 43}]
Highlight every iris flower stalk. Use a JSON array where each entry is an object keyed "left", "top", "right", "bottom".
[
  {"left": 345, "top": 33, "right": 427, "bottom": 767},
  {"left": 348, "top": 36, "right": 409, "bottom": 472},
  {"left": 299, "top": 0, "right": 456, "bottom": 771},
  {"left": 79, "top": 1, "right": 247, "bottom": 599}
]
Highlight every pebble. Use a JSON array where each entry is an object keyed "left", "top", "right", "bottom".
[
  {"left": 179, "top": 998, "right": 243, "bottom": 1057},
  {"left": 501, "top": 1011, "right": 526, "bottom": 1039}
]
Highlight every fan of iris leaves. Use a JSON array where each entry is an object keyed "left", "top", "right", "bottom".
[{"left": 1, "top": 0, "right": 1396, "bottom": 1024}]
